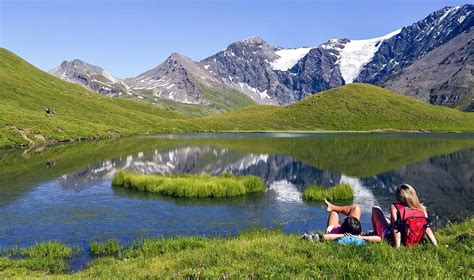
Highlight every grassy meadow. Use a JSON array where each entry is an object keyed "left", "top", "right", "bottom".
[
  {"left": 0, "top": 48, "right": 197, "bottom": 149},
  {"left": 302, "top": 184, "right": 354, "bottom": 201},
  {"left": 112, "top": 171, "right": 265, "bottom": 198},
  {"left": 0, "top": 218, "right": 472, "bottom": 278},
  {"left": 200, "top": 83, "right": 474, "bottom": 132},
  {"left": 2, "top": 48, "right": 474, "bottom": 149}
]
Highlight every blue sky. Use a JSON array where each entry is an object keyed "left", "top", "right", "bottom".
[{"left": 1, "top": 0, "right": 469, "bottom": 78}]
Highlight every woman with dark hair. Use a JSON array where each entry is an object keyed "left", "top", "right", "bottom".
[{"left": 323, "top": 199, "right": 382, "bottom": 243}]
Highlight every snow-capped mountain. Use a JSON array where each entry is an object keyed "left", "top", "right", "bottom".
[
  {"left": 357, "top": 5, "right": 473, "bottom": 84},
  {"left": 50, "top": 4, "right": 474, "bottom": 111},
  {"left": 383, "top": 28, "right": 473, "bottom": 111},
  {"left": 200, "top": 36, "right": 299, "bottom": 105},
  {"left": 49, "top": 59, "right": 131, "bottom": 97}
]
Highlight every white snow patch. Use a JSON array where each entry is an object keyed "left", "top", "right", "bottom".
[
  {"left": 101, "top": 71, "right": 117, "bottom": 83},
  {"left": 258, "top": 90, "right": 269, "bottom": 100},
  {"left": 166, "top": 83, "right": 175, "bottom": 89},
  {"left": 270, "top": 47, "right": 312, "bottom": 71},
  {"left": 268, "top": 180, "right": 303, "bottom": 203},
  {"left": 339, "top": 175, "right": 377, "bottom": 213},
  {"left": 337, "top": 29, "right": 401, "bottom": 83},
  {"left": 439, "top": 6, "right": 461, "bottom": 23}
]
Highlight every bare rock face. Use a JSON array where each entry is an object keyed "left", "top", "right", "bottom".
[
  {"left": 127, "top": 53, "right": 207, "bottom": 104},
  {"left": 383, "top": 28, "right": 473, "bottom": 111},
  {"left": 289, "top": 46, "right": 345, "bottom": 100},
  {"left": 201, "top": 36, "right": 296, "bottom": 105},
  {"left": 49, "top": 59, "right": 130, "bottom": 97},
  {"left": 357, "top": 5, "right": 474, "bottom": 85}
]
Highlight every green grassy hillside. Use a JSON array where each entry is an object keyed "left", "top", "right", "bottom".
[
  {"left": 0, "top": 48, "right": 198, "bottom": 148},
  {"left": 1, "top": 48, "right": 474, "bottom": 149},
  {"left": 201, "top": 83, "right": 474, "bottom": 132}
]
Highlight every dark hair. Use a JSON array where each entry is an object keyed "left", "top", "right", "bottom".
[{"left": 339, "top": 217, "right": 362, "bottom": 235}]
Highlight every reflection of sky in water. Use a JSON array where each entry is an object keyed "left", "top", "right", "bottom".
[{"left": 1, "top": 140, "right": 473, "bottom": 269}]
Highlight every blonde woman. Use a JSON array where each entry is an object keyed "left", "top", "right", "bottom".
[{"left": 371, "top": 184, "right": 438, "bottom": 247}]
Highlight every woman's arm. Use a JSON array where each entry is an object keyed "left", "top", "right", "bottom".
[
  {"left": 323, "top": 233, "right": 343, "bottom": 241},
  {"left": 360, "top": 235, "right": 382, "bottom": 243},
  {"left": 425, "top": 227, "right": 438, "bottom": 246},
  {"left": 424, "top": 211, "right": 438, "bottom": 246},
  {"left": 390, "top": 204, "right": 401, "bottom": 248},
  {"left": 323, "top": 234, "right": 382, "bottom": 243}
]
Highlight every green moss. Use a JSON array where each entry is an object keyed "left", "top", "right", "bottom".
[
  {"left": 112, "top": 171, "right": 265, "bottom": 198},
  {"left": 303, "top": 184, "right": 353, "bottom": 201}
]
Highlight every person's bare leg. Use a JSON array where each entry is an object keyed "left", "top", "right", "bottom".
[
  {"left": 371, "top": 206, "right": 390, "bottom": 237},
  {"left": 327, "top": 211, "right": 339, "bottom": 228},
  {"left": 325, "top": 199, "right": 361, "bottom": 220}
]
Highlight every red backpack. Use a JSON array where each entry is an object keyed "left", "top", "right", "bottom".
[{"left": 393, "top": 203, "right": 429, "bottom": 247}]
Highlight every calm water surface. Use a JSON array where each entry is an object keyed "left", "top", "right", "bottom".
[{"left": 0, "top": 133, "right": 473, "bottom": 269}]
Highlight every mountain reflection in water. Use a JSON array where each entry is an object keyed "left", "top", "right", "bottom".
[{"left": 0, "top": 134, "right": 473, "bottom": 251}]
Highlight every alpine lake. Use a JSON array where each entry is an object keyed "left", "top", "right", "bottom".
[{"left": 1, "top": 133, "right": 473, "bottom": 270}]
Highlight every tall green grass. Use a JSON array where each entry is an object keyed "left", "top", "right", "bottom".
[
  {"left": 89, "top": 239, "right": 121, "bottom": 258},
  {"left": 112, "top": 171, "right": 265, "bottom": 198},
  {"left": 1, "top": 219, "right": 472, "bottom": 278},
  {"left": 0, "top": 241, "right": 72, "bottom": 274},
  {"left": 302, "top": 184, "right": 353, "bottom": 201}
]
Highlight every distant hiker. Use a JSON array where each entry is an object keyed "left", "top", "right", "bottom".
[
  {"left": 371, "top": 184, "right": 438, "bottom": 247},
  {"left": 45, "top": 107, "right": 51, "bottom": 115},
  {"left": 322, "top": 200, "right": 382, "bottom": 245}
]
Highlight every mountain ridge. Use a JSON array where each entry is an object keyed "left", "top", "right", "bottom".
[
  {"left": 49, "top": 4, "right": 474, "bottom": 112},
  {"left": 3, "top": 47, "right": 474, "bottom": 150}
]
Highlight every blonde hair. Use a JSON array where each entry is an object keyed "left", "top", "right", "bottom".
[{"left": 395, "top": 184, "right": 426, "bottom": 211}]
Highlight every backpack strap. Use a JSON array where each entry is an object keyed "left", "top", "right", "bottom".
[
  {"left": 393, "top": 203, "right": 405, "bottom": 231},
  {"left": 424, "top": 217, "right": 432, "bottom": 229}
]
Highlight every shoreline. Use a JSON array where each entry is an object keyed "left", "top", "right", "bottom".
[
  {"left": 2, "top": 129, "right": 474, "bottom": 151},
  {"left": 1, "top": 218, "right": 472, "bottom": 278}
]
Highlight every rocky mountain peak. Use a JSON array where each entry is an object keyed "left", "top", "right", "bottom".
[
  {"left": 226, "top": 36, "right": 277, "bottom": 55},
  {"left": 355, "top": 4, "right": 473, "bottom": 84},
  {"left": 168, "top": 52, "right": 188, "bottom": 62},
  {"left": 49, "top": 59, "right": 125, "bottom": 97},
  {"left": 238, "top": 36, "right": 267, "bottom": 45}
]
